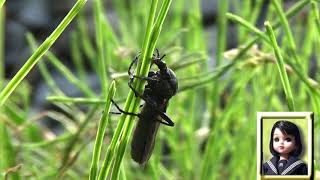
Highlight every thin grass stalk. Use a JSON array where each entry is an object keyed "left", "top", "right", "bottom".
[
  {"left": 227, "top": 0, "right": 310, "bottom": 47},
  {"left": 119, "top": 163, "right": 127, "bottom": 180},
  {"left": 71, "top": 31, "right": 86, "bottom": 82},
  {"left": 311, "top": 1, "right": 320, "bottom": 36},
  {"left": 180, "top": 38, "right": 257, "bottom": 92},
  {"left": 170, "top": 0, "right": 184, "bottom": 37},
  {"left": 249, "top": 0, "right": 264, "bottom": 25},
  {"left": 238, "top": 0, "right": 251, "bottom": 43},
  {"left": 283, "top": 55, "right": 320, "bottom": 95},
  {"left": 101, "top": 16, "right": 119, "bottom": 74},
  {"left": 109, "top": 1, "right": 172, "bottom": 179},
  {"left": 47, "top": 96, "right": 105, "bottom": 104},
  {"left": 180, "top": 1, "right": 205, "bottom": 175},
  {"left": 226, "top": 13, "right": 270, "bottom": 43},
  {"left": 0, "top": 121, "right": 20, "bottom": 180},
  {"left": 93, "top": 0, "right": 108, "bottom": 96},
  {"left": 271, "top": 0, "right": 302, "bottom": 67},
  {"left": 209, "top": 0, "right": 228, "bottom": 135},
  {"left": 300, "top": 10, "right": 315, "bottom": 61},
  {"left": 20, "top": 133, "right": 73, "bottom": 149},
  {"left": 26, "top": 33, "right": 64, "bottom": 95},
  {"left": 89, "top": 81, "right": 116, "bottom": 180},
  {"left": 265, "top": 21, "right": 295, "bottom": 111},
  {"left": 26, "top": 34, "right": 95, "bottom": 97},
  {"left": 0, "top": 7, "right": 4, "bottom": 84},
  {"left": 0, "top": 0, "right": 87, "bottom": 107},
  {"left": 97, "top": 0, "right": 160, "bottom": 179},
  {"left": 77, "top": 13, "right": 96, "bottom": 67},
  {"left": 216, "top": 0, "right": 228, "bottom": 66},
  {"left": 200, "top": 38, "right": 257, "bottom": 178},
  {"left": 58, "top": 104, "right": 100, "bottom": 175}
]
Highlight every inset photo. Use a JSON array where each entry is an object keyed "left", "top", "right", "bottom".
[{"left": 257, "top": 112, "right": 314, "bottom": 180}]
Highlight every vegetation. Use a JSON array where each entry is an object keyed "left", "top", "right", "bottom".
[{"left": 1, "top": 0, "right": 319, "bottom": 179}]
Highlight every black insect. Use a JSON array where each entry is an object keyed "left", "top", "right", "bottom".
[{"left": 111, "top": 49, "right": 178, "bottom": 165}]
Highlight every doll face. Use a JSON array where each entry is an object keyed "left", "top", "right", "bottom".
[{"left": 273, "top": 128, "right": 296, "bottom": 156}]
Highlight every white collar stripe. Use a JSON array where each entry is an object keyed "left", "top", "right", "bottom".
[
  {"left": 281, "top": 160, "right": 304, "bottom": 175},
  {"left": 267, "top": 160, "right": 278, "bottom": 174}
]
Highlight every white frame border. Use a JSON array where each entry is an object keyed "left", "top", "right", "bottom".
[{"left": 257, "top": 112, "right": 314, "bottom": 180}]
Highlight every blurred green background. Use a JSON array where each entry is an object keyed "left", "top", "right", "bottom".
[{"left": 1, "top": 0, "right": 320, "bottom": 179}]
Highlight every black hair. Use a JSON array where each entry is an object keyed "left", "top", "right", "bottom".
[{"left": 269, "top": 120, "right": 303, "bottom": 157}]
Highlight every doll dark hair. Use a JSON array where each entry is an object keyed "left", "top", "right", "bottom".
[{"left": 269, "top": 120, "right": 303, "bottom": 157}]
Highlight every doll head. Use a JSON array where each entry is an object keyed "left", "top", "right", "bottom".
[{"left": 269, "top": 120, "right": 303, "bottom": 157}]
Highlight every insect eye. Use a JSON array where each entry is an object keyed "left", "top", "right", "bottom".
[
  {"left": 274, "top": 137, "right": 279, "bottom": 142},
  {"left": 285, "top": 138, "right": 292, "bottom": 142}
]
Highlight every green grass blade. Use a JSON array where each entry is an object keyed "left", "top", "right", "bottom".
[
  {"left": 0, "top": 0, "right": 5, "bottom": 8},
  {"left": 70, "top": 31, "right": 86, "bottom": 82},
  {"left": 58, "top": 104, "right": 100, "bottom": 176},
  {"left": 271, "top": 0, "right": 301, "bottom": 67},
  {"left": 226, "top": 13, "right": 270, "bottom": 43},
  {"left": 0, "top": 120, "right": 20, "bottom": 180},
  {"left": 89, "top": 81, "right": 116, "bottom": 180},
  {"left": 0, "top": 0, "right": 87, "bottom": 107},
  {"left": 26, "top": 33, "right": 95, "bottom": 97},
  {"left": 265, "top": 21, "right": 295, "bottom": 111},
  {"left": 93, "top": 0, "right": 108, "bottom": 96},
  {"left": 227, "top": 0, "right": 310, "bottom": 46},
  {"left": 77, "top": 13, "right": 96, "bottom": 67},
  {"left": 47, "top": 96, "right": 105, "bottom": 104},
  {"left": 216, "top": 0, "right": 228, "bottom": 66},
  {"left": 311, "top": 1, "right": 320, "bottom": 36}
]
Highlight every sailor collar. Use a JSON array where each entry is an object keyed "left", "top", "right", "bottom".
[{"left": 266, "top": 156, "right": 304, "bottom": 175}]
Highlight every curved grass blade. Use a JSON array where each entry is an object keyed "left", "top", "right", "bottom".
[{"left": 265, "top": 21, "right": 295, "bottom": 111}]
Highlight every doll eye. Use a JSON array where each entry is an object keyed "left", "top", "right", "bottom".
[
  {"left": 274, "top": 137, "right": 279, "bottom": 142},
  {"left": 285, "top": 138, "right": 292, "bottom": 142}
]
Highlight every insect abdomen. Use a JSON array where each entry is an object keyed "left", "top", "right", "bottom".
[{"left": 131, "top": 105, "right": 161, "bottom": 164}]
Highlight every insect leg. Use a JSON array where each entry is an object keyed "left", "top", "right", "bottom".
[
  {"left": 127, "top": 80, "right": 174, "bottom": 127},
  {"left": 157, "top": 112, "right": 174, "bottom": 126},
  {"left": 128, "top": 52, "right": 141, "bottom": 77},
  {"left": 110, "top": 99, "right": 141, "bottom": 117}
]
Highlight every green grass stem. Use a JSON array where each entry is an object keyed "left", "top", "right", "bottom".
[
  {"left": 271, "top": 0, "right": 301, "bottom": 67},
  {"left": 216, "top": 1, "right": 228, "bottom": 66},
  {"left": 77, "top": 13, "right": 96, "bottom": 67},
  {"left": 226, "top": 13, "right": 270, "bottom": 43},
  {"left": 70, "top": 31, "right": 86, "bottom": 82},
  {"left": 0, "top": 0, "right": 87, "bottom": 107},
  {"left": 180, "top": 38, "right": 257, "bottom": 92},
  {"left": 47, "top": 96, "right": 105, "bottom": 104},
  {"left": 227, "top": 0, "right": 310, "bottom": 46},
  {"left": 59, "top": 104, "right": 100, "bottom": 175},
  {"left": 311, "top": 1, "right": 320, "bottom": 36},
  {"left": 26, "top": 34, "right": 95, "bottom": 97},
  {"left": 265, "top": 21, "right": 295, "bottom": 111},
  {"left": 0, "top": 120, "right": 20, "bottom": 180},
  {"left": 89, "top": 81, "right": 116, "bottom": 180},
  {"left": 19, "top": 133, "right": 73, "bottom": 149},
  {"left": 93, "top": 0, "right": 108, "bottom": 96}
]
